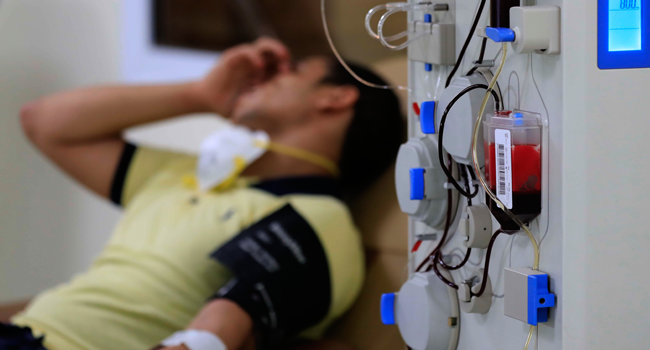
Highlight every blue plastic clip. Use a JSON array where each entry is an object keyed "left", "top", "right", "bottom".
[
  {"left": 513, "top": 112, "right": 524, "bottom": 126},
  {"left": 485, "top": 27, "right": 516, "bottom": 43},
  {"left": 380, "top": 293, "right": 397, "bottom": 325},
  {"left": 410, "top": 168, "right": 425, "bottom": 200},
  {"left": 420, "top": 101, "right": 436, "bottom": 134},
  {"left": 425, "top": 63, "right": 433, "bottom": 72},
  {"left": 527, "top": 274, "right": 556, "bottom": 325}
]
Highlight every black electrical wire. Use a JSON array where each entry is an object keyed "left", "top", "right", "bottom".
[
  {"left": 437, "top": 84, "right": 501, "bottom": 198},
  {"left": 466, "top": 38, "right": 488, "bottom": 77},
  {"left": 471, "top": 229, "right": 506, "bottom": 298},
  {"left": 459, "top": 163, "right": 473, "bottom": 207},
  {"left": 415, "top": 186, "right": 453, "bottom": 273},
  {"left": 415, "top": 156, "right": 455, "bottom": 273},
  {"left": 425, "top": 154, "right": 461, "bottom": 291},
  {"left": 467, "top": 165, "right": 478, "bottom": 182},
  {"left": 437, "top": 247, "right": 472, "bottom": 271},
  {"left": 477, "top": 37, "right": 488, "bottom": 64},
  {"left": 445, "top": 0, "right": 488, "bottom": 88},
  {"left": 432, "top": 251, "right": 459, "bottom": 289}
]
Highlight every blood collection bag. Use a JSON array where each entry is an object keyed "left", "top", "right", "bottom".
[{"left": 483, "top": 111, "right": 542, "bottom": 231}]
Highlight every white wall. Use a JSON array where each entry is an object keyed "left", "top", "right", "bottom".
[
  {"left": 0, "top": 0, "right": 122, "bottom": 302},
  {"left": 0, "top": 0, "right": 230, "bottom": 303},
  {"left": 121, "top": 0, "right": 227, "bottom": 153}
]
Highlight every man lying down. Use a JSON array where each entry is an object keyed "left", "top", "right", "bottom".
[{"left": 0, "top": 38, "right": 404, "bottom": 350}]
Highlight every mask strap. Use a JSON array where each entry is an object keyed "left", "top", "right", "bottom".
[
  {"left": 256, "top": 140, "right": 341, "bottom": 178},
  {"left": 213, "top": 156, "right": 248, "bottom": 191}
]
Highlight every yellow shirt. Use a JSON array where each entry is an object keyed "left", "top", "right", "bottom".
[{"left": 13, "top": 145, "right": 365, "bottom": 350}]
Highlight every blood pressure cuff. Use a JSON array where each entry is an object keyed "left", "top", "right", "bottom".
[
  {"left": 0, "top": 324, "right": 48, "bottom": 350},
  {"left": 210, "top": 204, "right": 332, "bottom": 349}
]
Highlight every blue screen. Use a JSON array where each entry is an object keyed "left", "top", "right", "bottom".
[{"left": 609, "top": 0, "right": 642, "bottom": 51}]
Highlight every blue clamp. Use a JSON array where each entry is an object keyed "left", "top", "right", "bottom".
[
  {"left": 425, "top": 63, "right": 433, "bottom": 72},
  {"left": 380, "top": 293, "right": 397, "bottom": 325},
  {"left": 410, "top": 168, "right": 425, "bottom": 200},
  {"left": 485, "top": 27, "right": 516, "bottom": 43},
  {"left": 527, "top": 274, "right": 556, "bottom": 325},
  {"left": 420, "top": 101, "right": 436, "bottom": 134}
]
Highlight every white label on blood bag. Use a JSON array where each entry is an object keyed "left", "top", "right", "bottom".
[{"left": 495, "top": 129, "right": 513, "bottom": 209}]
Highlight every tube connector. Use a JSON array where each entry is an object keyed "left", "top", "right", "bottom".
[{"left": 485, "top": 27, "right": 516, "bottom": 43}]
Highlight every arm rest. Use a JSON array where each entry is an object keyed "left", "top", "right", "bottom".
[{"left": 0, "top": 300, "right": 31, "bottom": 323}]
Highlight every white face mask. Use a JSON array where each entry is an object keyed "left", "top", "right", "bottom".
[{"left": 197, "top": 126, "right": 270, "bottom": 192}]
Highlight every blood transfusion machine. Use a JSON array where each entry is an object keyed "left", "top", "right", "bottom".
[{"left": 324, "top": 0, "right": 650, "bottom": 348}]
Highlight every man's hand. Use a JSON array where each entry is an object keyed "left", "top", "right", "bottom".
[{"left": 194, "top": 37, "right": 292, "bottom": 118}]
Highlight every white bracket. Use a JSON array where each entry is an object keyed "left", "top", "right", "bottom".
[
  {"left": 459, "top": 204, "right": 493, "bottom": 249},
  {"left": 408, "top": 22, "right": 456, "bottom": 65},
  {"left": 458, "top": 269, "right": 492, "bottom": 314},
  {"left": 510, "top": 5, "right": 561, "bottom": 55}
]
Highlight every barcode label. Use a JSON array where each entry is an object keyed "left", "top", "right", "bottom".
[{"left": 494, "top": 129, "right": 513, "bottom": 209}]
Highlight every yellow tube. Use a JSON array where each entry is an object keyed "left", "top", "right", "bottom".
[
  {"left": 470, "top": 43, "right": 540, "bottom": 271},
  {"left": 523, "top": 325, "right": 535, "bottom": 350}
]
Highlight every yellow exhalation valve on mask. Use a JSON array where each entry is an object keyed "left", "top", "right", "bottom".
[{"left": 197, "top": 126, "right": 340, "bottom": 192}]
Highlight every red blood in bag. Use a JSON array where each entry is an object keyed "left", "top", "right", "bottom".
[
  {"left": 485, "top": 143, "right": 540, "bottom": 193},
  {"left": 485, "top": 142, "right": 541, "bottom": 230}
]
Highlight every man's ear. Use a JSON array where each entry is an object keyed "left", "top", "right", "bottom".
[{"left": 315, "top": 86, "right": 359, "bottom": 113}]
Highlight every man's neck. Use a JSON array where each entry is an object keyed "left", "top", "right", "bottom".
[{"left": 240, "top": 129, "right": 340, "bottom": 181}]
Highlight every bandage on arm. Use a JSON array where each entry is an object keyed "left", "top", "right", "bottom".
[{"left": 182, "top": 299, "right": 254, "bottom": 350}]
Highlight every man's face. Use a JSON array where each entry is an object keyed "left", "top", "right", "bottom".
[{"left": 229, "top": 57, "right": 331, "bottom": 132}]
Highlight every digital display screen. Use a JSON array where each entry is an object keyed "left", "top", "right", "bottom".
[{"left": 609, "top": 0, "right": 642, "bottom": 51}]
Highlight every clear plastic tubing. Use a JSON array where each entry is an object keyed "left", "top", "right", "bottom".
[
  {"left": 365, "top": 2, "right": 439, "bottom": 51},
  {"left": 471, "top": 42, "right": 541, "bottom": 350},
  {"left": 365, "top": 3, "right": 410, "bottom": 41},
  {"left": 470, "top": 43, "right": 540, "bottom": 271},
  {"left": 320, "top": 0, "right": 410, "bottom": 91}
]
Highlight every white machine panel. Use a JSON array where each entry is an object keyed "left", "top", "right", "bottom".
[{"left": 404, "top": 0, "right": 564, "bottom": 349}]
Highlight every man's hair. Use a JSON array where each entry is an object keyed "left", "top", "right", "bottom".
[{"left": 320, "top": 58, "right": 406, "bottom": 196}]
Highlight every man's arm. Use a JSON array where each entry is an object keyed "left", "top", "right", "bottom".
[
  {"left": 156, "top": 299, "right": 253, "bottom": 350},
  {"left": 20, "top": 38, "right": 290, "bottom": 200},
  {"left": 0, "top": 299, "right": 31, "bottom": 323},
  {"left": 159, "top": 299, "right": 354, "bottom": 350},
  {"left": 20, "top": 84, "right": 209, "bottom": 199}
]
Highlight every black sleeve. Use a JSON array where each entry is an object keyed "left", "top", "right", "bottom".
[
  {"left": 110, "top": 142, "right": 137, "bottom": 206},
  {"left": 209, "top": 204, "right": 332, "bottom": 349}
]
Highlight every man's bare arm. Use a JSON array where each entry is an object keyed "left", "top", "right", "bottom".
[
  {"left": 156, "top": 299, "right": 253, "bottom": 350},
  {"left": 0, "top": 299, "right": 31, "bottom": 323},
  {"left": 20, "top": 83, "right": 209, "bottom": 199},
  {"left": 20, "top": 37, "right": 290, "bottom": 201},
  {"left": 158, "top": 299, "right": 354, "bottom": 350}
]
